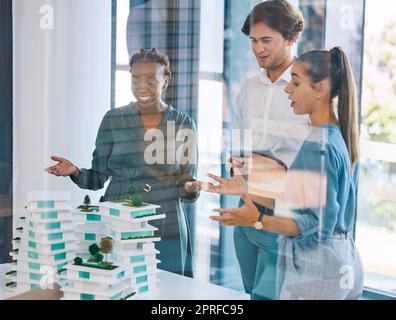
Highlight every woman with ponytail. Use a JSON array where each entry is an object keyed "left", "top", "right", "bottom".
[{"left": 210, "top": 46, "right": 364, "bottom": 299}]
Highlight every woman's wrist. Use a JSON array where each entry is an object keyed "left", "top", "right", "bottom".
[{"left": 71, "top": 166, "right": 80, "bottom": 179}]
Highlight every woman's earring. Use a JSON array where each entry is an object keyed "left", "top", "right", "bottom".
[{"left": 163, "top": 78, "right": 169, "bottom": 91}]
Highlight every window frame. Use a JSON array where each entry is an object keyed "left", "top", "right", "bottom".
[
  {"left": 0, "top": 0, "right": 13, "bottom": 264},
  {"left": 358, "top": 0, "right": 396, "bottom": 299}
]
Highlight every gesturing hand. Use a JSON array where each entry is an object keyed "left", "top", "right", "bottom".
[
  {"left": 184, "top": 181, "right": 202, "bottom": 193},
  {"left": 229, "top": 156, "right": 252, "bottom": 176},
  {"left": 210, "top": 193, "right": 260, "bottom": 227},
  {"left": 45, "top": 156, "right": 78, "bottom": 177},
  {"left": 232, "top": 153, "right": 286, "bottom": 178},
  {"left": 205, "top": 173, "right": 247, "bottom": 195}
]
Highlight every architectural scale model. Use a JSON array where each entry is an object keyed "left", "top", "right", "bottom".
[{"left": 5, "top": 191, "right": 76, "bottom": 293}]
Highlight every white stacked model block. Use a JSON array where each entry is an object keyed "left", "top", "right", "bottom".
[
  {"left": 61, "top": 200, "right": 165, "bottom": 299},
  {"left": 5, "top": 191, "right": 76, "bottom": 293},
  {"left": 60, "top": 261, "right": 134, "bottom": 300},
  {"left": 100, "top": 201, "right": 165, "bottom": 298},
  {"left": 73, "top": 204, "right": 105, "bottom": 259}
]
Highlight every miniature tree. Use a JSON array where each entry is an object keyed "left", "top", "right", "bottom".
[
  {"left": 100, "top": 237, "right": 113, "bottom": 265},
  {"left": 128, "top": 184, "right": 137, "bottom": 197},
  {"left": 125, "top": 183, "right": 144, "bottom": 207},
  {"left": 132, "top": 194, "right": 143, "bottom": 206},
  {"left": 89, "top": 243, "right": 100, "bottom": 256},
  {"left": 84, "top": 195, "right": 91, "bottom": 206},
  {"left": 80, "top": 195, "right": 91, "bottom": 211},
  {"left": 95, "top": 252, "right": 104, "bottom": 263},
  {"left": 74, "top": 257, "right": 83, "bottom": 265},
  {"left": 88, "top": 244, "right": 100, "bottom": 262}
]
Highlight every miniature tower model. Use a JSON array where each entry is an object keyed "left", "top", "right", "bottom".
[
  {"left": 5, "top": 191, "right": 76, "bottom": 293},
  {"left": 99, "top": 199, "right": 165, "bottom": 298},
  {"left": 61, "top": 242, "right": 134, "bottom": 300},
  {"left": 73, "top": 196, "right": 105, "bottom": 260},
  {"left": 61, "top": 187, "right": 165, "bottom": 300}
]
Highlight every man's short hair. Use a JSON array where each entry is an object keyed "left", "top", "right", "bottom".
[{"left": 242, "top": 0, "right": 305, "bottom": 40}]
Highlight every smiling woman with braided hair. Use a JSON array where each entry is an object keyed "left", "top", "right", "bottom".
[{"left": 47, "top": 48, "right": 201, "bottom": 277}]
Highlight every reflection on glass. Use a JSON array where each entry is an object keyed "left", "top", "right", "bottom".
[{"left": 298, "top": 0, "right": 326, "bottom": 52}]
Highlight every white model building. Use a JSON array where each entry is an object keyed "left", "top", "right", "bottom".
[
  {"left": 61, "top": 199, "right": 165, "bottom": 299},
  {"left": 60, "top": 259, "right": 134, "bottom": 300},
  {"left": 5, "top": 191, "right": 76, "bottom": 293},
  {"left": 99, "top": 201, "right": 164, "bottom": 297},
  {"left": 73, "top": 199, "right": 105, "bottom": 259}
]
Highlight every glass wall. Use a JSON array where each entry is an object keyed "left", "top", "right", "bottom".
[
  {"left": 356, "top": 0, "right": 396, "bottom": 296},
  {"left": 115, "top": 0, "right": 378, "bottom": 296},
  {"left": 114, "top": 0, "right": 224, "bottom": 283},
  {"left": 2, "top": 0, "right": 396, "bottom": 300},
  {"left": 298, "top": 0, "right": 326, "bottom": 52}
]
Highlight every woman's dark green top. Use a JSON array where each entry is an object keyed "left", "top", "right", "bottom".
[{"left": 71, "top": 102, "right": 199, "bottom": 275}]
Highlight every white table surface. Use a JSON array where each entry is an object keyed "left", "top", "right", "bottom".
[
  {"left": 151, "top": 270, "right": 249, "bottom": 300},
  {"left": 0, "top": 264, "right": 249, "bottom": 300}
]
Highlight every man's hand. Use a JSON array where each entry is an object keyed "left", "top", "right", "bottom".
[
  {"left": 205, "top": 173, "right": 247, "bottom": 195},
  {"left": 45, "top": 156, "right": 78, "bottom": 177},
  {"left": 184, "top": 181, "right": 202, "bottom": 193},
  {"left": 229, "top": 156, "right": 252, "bottom": 176},
  {"left": 231, "top": 153, "right": 286, "bottom": 177}
]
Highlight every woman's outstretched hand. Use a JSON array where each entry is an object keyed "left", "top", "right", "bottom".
[
  {"left": 45, "top": 156, "right": 79, "bottom": 177},
  {"left": 210, "top": 193, "right": 260, "bottom": 227}
]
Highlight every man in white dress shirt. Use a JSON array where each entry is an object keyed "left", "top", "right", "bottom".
[{"left": 232, "top": 0, "right": 309, "bottom": 300}]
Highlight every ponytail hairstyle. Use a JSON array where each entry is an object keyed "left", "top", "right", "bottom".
[
  {"left": 129, "top": 48, "right": 172, "bottom": 86},
  {"left": 297, "top": 46, "right": 360, "bottom": 167}
]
